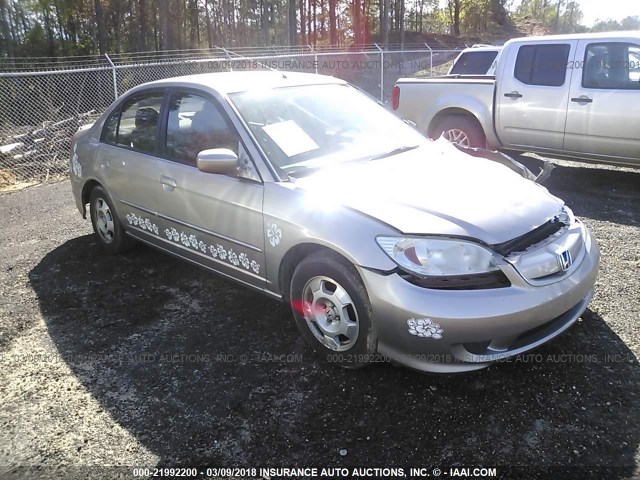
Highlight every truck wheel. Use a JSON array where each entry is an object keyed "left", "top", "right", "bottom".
[
  {"left": 433, "top": 115, "right": 486, "bottom": 149},
  {"left": 289, "top": 251, "right": 377, "bottom": 369}
]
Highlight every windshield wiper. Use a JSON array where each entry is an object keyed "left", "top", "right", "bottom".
[{"left": 369, "top": 144, "right": 419, "bottom": 161}]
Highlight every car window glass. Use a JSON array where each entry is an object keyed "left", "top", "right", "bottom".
[
  {"left": 101, "top": 109, "right": 119, "bottom": 144},
  {"left": 583, "top": 42, "right": 640, "bottom": 90},
  {"left": 450, "top": 51, "right": 498, "bottom": 75},
  {"left": 166, "top": 93, "right": 240, "bottom": 165},
  {"left": 115, "top": 92, "right": 163, "bottom": 154},
  {"left": 514, "top": 44, "right": 570, "bottom": 86},
  {"left": 230, "top": 84, "right": 427, "bottom": 177}
]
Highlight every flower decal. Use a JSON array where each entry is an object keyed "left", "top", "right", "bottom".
[
  {"left": 180, "top": 232, "right": 190, "bottom": 247},
  {"left": 267, "top": 223, "right": 282, "bottom": 247},
  {"left": 126, "top": 212, "right": 158, "bottom": 236},
  {"left": 228, "top": 249, "right": 239, "bottom": 266},
  {"left": 407, "top": 318, "right": 444, "bottom": 340},
  {"left": 250, "top": 260, "right": 260, "bottom": 274},
  {"left": 160, "top": 227, "right": 261, "bottom": 275},
  {"left": 71, "top": 143, "right": 82, "bottom": 178}
]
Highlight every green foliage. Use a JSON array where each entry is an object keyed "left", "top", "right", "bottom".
[
  {"left": 0, "top": 0, "right": 634, "bottom": 58},
  {"left": 22, "top": 23, "right": 50, "bottom": 57},
  {"left": 592, "top": 16, "right": 640, "bottom": 32}
]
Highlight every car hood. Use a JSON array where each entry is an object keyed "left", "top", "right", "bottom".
[{"left": 290, "top": 140, "right": 564, "bottom": 245}]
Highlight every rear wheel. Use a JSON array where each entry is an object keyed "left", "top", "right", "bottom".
[
  {"left": 432, "top": 115, "right": 486, "bottom": 149},
  {"left": 89, "top": 185, "right": 136, "bottom": 254},
  {"left": 289, "top": 251, "right": 377, "bottom": 368}
]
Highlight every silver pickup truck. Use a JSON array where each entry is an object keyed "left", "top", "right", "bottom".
[{"left": 392, "top": 31, "right": 640, "bottom": 167}]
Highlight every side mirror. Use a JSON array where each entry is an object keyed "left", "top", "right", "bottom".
[{"left": 196, "top": 148, "right": 238, "bottom": 175}]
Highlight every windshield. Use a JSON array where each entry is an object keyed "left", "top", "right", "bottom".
[{"left": 229, "top": 83, "right": 427, "bottom": 177}]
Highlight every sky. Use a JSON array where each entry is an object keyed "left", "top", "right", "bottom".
[
  {"left": 575, "top": 0, "right": 640, "bottom": 26},
  {"left": 506, "top": 0, "right": 640, "bottom": 27}
]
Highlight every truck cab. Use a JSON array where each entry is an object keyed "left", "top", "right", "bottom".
[
  {"left": 495, "top": 32, "right": 640, "bottom": 163},
  {"left": 394, "top": 31, "right": 640, "bottom": 167}
]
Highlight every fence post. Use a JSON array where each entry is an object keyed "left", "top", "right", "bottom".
[
  {"left": 308, "top": 44, "right": 318, "bottom": 74},
  {"left": 424, "top": 43, "right": 433, "bottom": 77},
  {"left": 105, "top": 53, "right": 118, "bottom": 99},
  {"left": 374, "top": 43, "right": 383, "bottom": 102},
  {"left": 221, "top": 48, "right": 232, "bottom": 71}
]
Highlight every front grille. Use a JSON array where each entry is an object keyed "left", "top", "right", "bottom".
[
  {"left": 402, "top": 270, "right": 511, "bottom": 290},
  {"left": 492, "top": 216, "right": 567, "bottom": 256}
]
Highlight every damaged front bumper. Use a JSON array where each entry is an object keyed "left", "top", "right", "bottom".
[{"left": 359, "top": 224, "right": 599, "bottom": 373}]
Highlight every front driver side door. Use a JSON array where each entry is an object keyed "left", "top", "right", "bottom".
[{"left": 155, "top": 89, "right": 266, "bottom": 290}]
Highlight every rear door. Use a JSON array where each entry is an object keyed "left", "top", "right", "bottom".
[
  {"left": 154, "top": 89, "right": 267, "bottom": 290},
  {"left": 564, "top": 38, "right": 640, "bottom": 163},
  {"left": 96, "top": 90, "right": 165, "bottom": 241},
  {"left": 496, "top": 41, "right": 575, "bottom": 150}
]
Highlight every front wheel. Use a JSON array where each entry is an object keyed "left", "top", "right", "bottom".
[
  {"left": 89, "top": 185, "right": 137, "bottom": 254},
  {"left": 432, "top": 115, "right": 486, "bottom": 149},
  {"left": 289, "top": 251, "right": 377, "bottom": 368}
]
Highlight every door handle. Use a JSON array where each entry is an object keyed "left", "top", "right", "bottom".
[
  {"left": 504, "top": 91, "right": 522, "bottom": 99},
  {"left": 571, "top": 96, "right": 593, "bottom": 104},
  {"left": 161, "top": 175, "right": 177, "bottom": 191}
]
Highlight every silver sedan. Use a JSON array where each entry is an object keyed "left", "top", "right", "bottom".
[{"left": 69, "top": 71, "right": 599, "bottom": 373}]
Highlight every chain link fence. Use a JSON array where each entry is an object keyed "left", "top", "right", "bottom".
[{"left": 0, "top": 44, "right": 463, "bottom": 187}]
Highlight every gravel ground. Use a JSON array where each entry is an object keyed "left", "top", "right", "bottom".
[{"left": 0, "top": 158, "right": 639, "bottom": 479}]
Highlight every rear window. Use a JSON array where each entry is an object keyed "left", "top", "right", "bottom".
[
  {"left": 450, "top": 51, "right": 499, "bottom": 75},
  {"left": 514, "top": 44, "right": 571, "bottom": 87}
]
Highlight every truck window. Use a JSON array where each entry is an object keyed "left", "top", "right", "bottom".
[
  {"left": 514, "top": 44, "right": 571, "bottom": 87},
  {"left": 583, "top": 42, "right": 640, "bottom": 90},
  {"left": 450, "top": 51, "right": 499, "bottom": 75}
]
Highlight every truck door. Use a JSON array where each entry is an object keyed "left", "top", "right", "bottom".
[
  {"left": 564, "top": 38, "right": 640, "bottom": 163},
  {"left": 496, "top": 41, "right": 575, "bottom": 151}
]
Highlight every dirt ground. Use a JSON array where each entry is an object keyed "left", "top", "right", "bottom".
[{"left": 0, "top": 157, "right": 639, "bottom": 480}]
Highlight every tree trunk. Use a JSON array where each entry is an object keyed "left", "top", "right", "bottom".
[
  {"left": 189, "top": 0, "right": 198, "bottom": 48},
  {"left": 0, "top": 0, "right": 14, "bottom": 57},
  {"left": 205, "top": 0, "right": 214, "bottom": 47},
  {"left": 299, "top": 0, "right": 305, "bottom": 44},
  {"left": 382, "top": 0, "right": 389, "bottom": 46},
  {"left": 139, "top": 0, "right": 148, "bottom": 50},
  {"left": 159, "top": 0, "right": 170, "bottom": 49},
  {"left": 329, "top": 0, "right": 336, "bottom": 46},
  {"left": 288, "top": 0, "right": 297, "bottom": 45},
  {"left": 42, "top": 3, "right": 56, "bottom": 56},
  {"left": 399, "top": 0, "right": 404, "bottom": 47}
]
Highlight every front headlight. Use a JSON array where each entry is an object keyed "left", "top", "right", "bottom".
[{"left": 376, "top": 236, "right": 500, "bottom": 277}]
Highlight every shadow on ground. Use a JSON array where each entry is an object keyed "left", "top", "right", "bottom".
[
  {"left": 513, "top": 155, "right": 640, "bottom": 228},
  {"left": 29, "top": 231, "right": 640, "bottom": 474}
]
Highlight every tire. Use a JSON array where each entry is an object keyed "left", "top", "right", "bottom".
[
  {"left": 289, "top": 251, "right": 377, "bottom": 369},
  {"left": 89, "top": 185, "right": 137, "bottom": 254},
  {"left": 432, "top": 115, "right": 486, "bottom": 149}
]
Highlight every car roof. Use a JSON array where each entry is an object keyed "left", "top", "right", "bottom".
[
  {"left": 133, "top": 71, "right": 347, "bottom": 95},
  {"left": 507, "top": 30, "right": 640, "bottom": 44}
]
